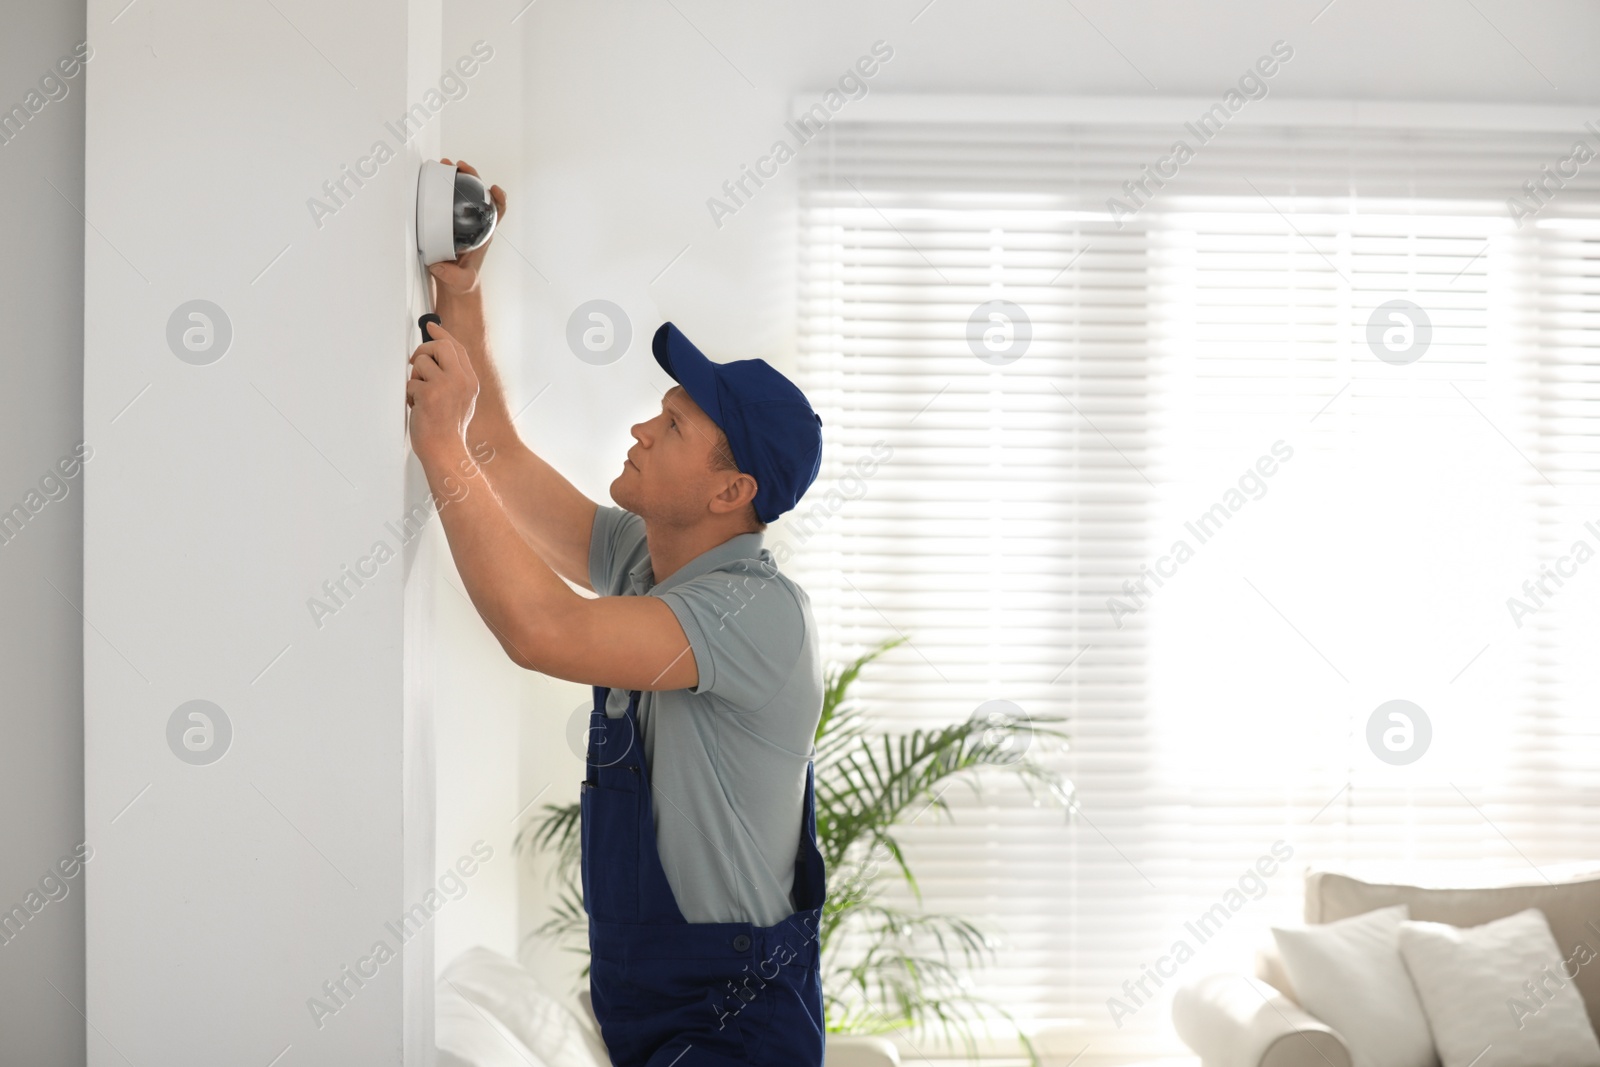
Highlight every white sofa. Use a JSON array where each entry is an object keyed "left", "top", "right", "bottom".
[
  {"left": 1171, "top": 868, "right": 1600, "bottom": 1067},
  {"left": 434, "top": 945, "right": 899, "bottom": 1066}
]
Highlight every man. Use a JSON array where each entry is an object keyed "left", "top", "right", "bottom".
[{"left": 406, "top": 160, "right": 828, "bottom": 1066}]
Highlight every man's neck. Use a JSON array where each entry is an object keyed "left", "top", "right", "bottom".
[{"left": 644, "top": 519, "right": 757, "bottom": 587}]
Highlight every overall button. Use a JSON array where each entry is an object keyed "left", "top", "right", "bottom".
[{"left": 731, "top": 933, "right": 751, "bottom": 952}]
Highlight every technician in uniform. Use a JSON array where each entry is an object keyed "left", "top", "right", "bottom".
[{"left": 404, "top": 162, "right": 828, "bottom": 1066}]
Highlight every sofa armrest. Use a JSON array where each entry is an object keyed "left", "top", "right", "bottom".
[
  {"left": 1172, "top": 973, "right": 1351, "bottom": 1067},
  {"left": 824, "top": 1034, "right": 901, "bottom": 1067}
]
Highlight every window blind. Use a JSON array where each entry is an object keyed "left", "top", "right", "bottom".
[{"left": 789, "top": 110, "right": 1600, "bottom": 1060}]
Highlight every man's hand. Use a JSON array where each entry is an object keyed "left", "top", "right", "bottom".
[
  {"left": 407, "top": 319, "right": 480, "bottom": 463},
  {"left": 428, "top": 158, "right": 506, "bottom": 301}
]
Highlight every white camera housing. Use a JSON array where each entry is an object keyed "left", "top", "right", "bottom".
[{"left": 416, "top": 160, "right": 496, "bottom": 266}]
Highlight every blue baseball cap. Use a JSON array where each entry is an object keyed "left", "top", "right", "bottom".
[{"left": 651, "top": 322, "right": 823, "bottom": 524}]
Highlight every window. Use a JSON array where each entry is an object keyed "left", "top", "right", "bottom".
[{"left": 790, "top": 105, "right": 1600, "bottom": 1057}]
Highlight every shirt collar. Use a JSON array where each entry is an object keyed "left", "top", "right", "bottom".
[{"left": 626, "top": 530, "right": 768, "bottom": 596}]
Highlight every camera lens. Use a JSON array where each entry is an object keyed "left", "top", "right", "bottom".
[{"left": 451, "top": 171, "right": 496, "bottom": 255}]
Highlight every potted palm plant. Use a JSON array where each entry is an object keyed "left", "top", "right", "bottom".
[{"left": 517, "top": 635, "right": 1073, "bottom": 1064}]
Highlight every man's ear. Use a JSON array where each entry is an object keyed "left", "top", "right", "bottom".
[{"left": 708, "top": 471, "right": 759, "bottom": 516}]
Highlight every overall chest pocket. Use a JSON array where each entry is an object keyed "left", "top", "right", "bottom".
[{"left": 580, "top": 778, "right": 643, "bottom": 924}]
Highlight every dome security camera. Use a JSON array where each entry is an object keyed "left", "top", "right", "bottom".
[
  {"left": 416, "top": 159, "right": 496, "bottom": 266},
  {"left": 415, "top": 160, "right": 497, "bottom": 340}
]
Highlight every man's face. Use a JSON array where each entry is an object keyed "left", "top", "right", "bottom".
[{"left": 610, "top": 385, "right": 737, "bottom": 526}]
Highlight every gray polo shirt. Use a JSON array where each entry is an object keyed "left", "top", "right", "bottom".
[{"left": 588, "top": 504, "right": 823, "bottom": 927}]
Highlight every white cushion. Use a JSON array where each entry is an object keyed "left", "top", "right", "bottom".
[
  {"left": 435, "top": 978, "right": 549, "bottom": 1067},
  {"left": 440, "top": 946, "right": 609, "bottom": 1067},
  {"left": 1398, "top": 908, "right": 1600, "bottom": 1067},
  {"left": 1272, "top": 904, "right": 1437, "bottom": 1067}
]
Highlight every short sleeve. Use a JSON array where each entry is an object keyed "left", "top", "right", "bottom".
[
  {"left": 589, "top": 504, "right": 647, "bottom": 596},
  {"left": 656, "top": 567, "right": 805, "bottom": 710}
]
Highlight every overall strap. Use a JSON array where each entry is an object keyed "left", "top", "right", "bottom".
[
  {"left": 792, "top": 759, "right": 827, "bottom": 912},
  {"left": 585, "top": 685, "right": 606, "bottom": 786},
  {"left": 587, "top": 686, "right": 642, "bottom": 782},
  {"left": 802, "top": 760, "right": 818, "bottom": 835}
]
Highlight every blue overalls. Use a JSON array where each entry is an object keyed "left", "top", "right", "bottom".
[{"left": 580, "top": 685, "right": 828, "bottom": 1066}]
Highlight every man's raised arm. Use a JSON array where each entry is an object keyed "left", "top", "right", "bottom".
[
  {"left": 405, "top": 321, "right": 698, "bottom": 691},
  {"left": 429, "top": 160, "right": 599, "bottom": 591}
]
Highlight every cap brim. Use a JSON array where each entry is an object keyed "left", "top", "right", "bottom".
[{"left": 651, "top": 322, "right": 724, "bottom": 427}]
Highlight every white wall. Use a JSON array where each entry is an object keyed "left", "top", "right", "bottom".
[
  {"left": 82, "top": 0, "right": 443, "bottom": 1062},
  {"left": 464, "top": 0, "right": 1600, "bottom": 998}
]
